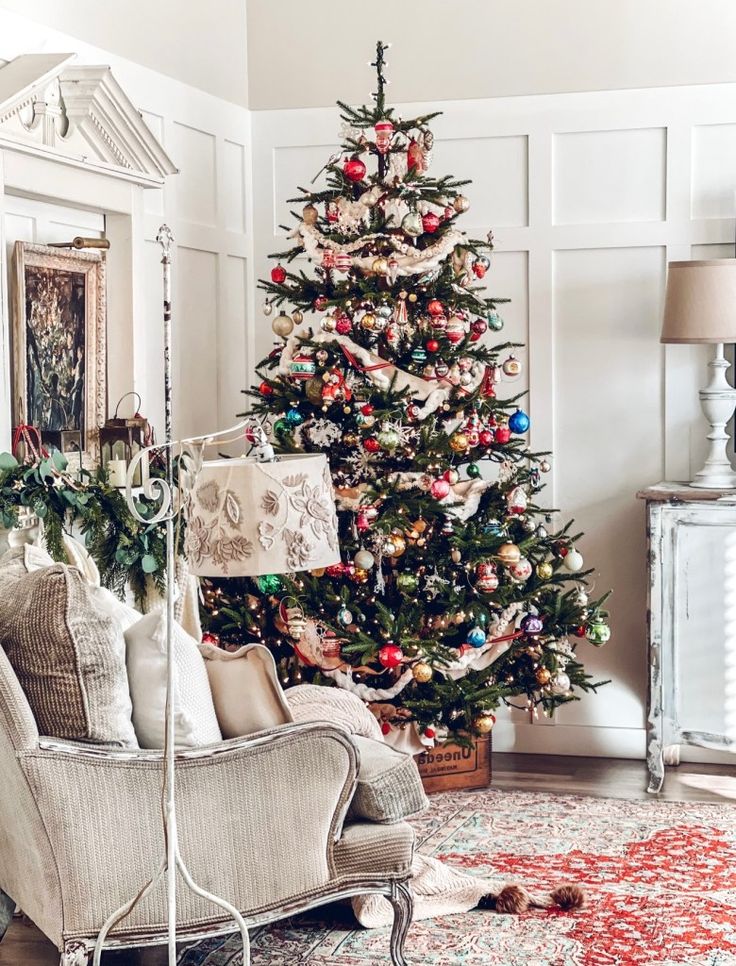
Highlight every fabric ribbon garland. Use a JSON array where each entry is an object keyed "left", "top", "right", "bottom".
[{"left": 12, "top": 424, "right": 48, "bottom": 462}]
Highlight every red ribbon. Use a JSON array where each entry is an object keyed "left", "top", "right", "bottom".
[
  {"left": 11, "top": 424, "right": 48, "bottom": 462},
  {"left": 340, "top": 343, "right": 392, "bottom": 374}
]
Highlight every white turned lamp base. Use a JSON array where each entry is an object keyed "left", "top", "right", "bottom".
[{"left": 691, "top": 343, "right": 736, "bottom": 489}]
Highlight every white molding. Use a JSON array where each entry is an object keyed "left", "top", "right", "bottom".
[{"left": 0, "top": 54, "right": 177, "bottom": 188}]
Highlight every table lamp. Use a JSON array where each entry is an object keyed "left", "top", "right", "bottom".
[{"left": 661, "top": 259, "right": 736, "bottom": 488}]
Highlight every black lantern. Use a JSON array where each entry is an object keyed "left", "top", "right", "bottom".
[{"left": 100, "top": 393, "right": 151, "bottom": 488}]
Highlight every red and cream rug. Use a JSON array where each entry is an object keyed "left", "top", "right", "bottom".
[{"left": 179, "top": 789, "right": 736, "bottom": 966}]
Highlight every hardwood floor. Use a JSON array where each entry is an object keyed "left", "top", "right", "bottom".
[{"left": 3, "top": 752, "right": 736, "bottom": 965}]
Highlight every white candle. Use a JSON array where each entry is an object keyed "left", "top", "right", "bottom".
[{"left": 107, "top": 459, "right": 128, "bottom": 488}]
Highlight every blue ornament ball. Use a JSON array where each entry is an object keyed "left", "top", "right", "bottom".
[
  {"left": 285, "top": 407, "right": 305, "bottom": 425},
  {"left": 509, "top": 409, "right": 530, "bottom": 434},
  {"left": 466, "top": 626, "right": 487, "bottom": 648}
]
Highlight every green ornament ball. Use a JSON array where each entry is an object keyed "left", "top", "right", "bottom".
[
  {"left": 487, "top": 310, "right": 504, "bottom": 332},
  {"left": 467, "top": 463, "right": 481, "bottom": 479},
  {"left": 256, "top": 574, "right": 282, "bottom": 594},
  {"left": 273, "top": 418, "right": 290, "bottom": 437},
  {"left": 586, "top": 619, "right": 611, "bottom": 645},
  {"left": 396, "top": 572, "right": 419, "bottom": 594}
]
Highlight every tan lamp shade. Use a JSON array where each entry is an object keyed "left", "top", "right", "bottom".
[
  {"left": 661, "top": 259, "right": 736, "bottom": 344},
  {"left": 185, "top": 452, "right": 340, "bottom": 577}
]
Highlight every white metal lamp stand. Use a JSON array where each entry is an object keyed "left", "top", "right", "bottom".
[
  {"left": 91, "top": 226, "right": 251, "bottom": 966},
  {"left": 661, "top": 259, "right": 736, "bottom": 489}
]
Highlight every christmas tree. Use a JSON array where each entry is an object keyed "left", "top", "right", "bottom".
[{"left": 202, "top": 43, "right": 610, "bottom": 750}]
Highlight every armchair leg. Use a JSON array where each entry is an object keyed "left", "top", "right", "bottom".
[
  {"left": 388, "top": 880, "right": 413, "bottom": 966},
  {"left": 0, "top": 889, "right": 13, "bottom": 943},
  {"left": 60, "top": 940, "right": 90, "bottom": 965}
]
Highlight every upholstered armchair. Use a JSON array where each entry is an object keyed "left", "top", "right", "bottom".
[{"left": 0, "top": 647, "right": 414, "bottom": 965}]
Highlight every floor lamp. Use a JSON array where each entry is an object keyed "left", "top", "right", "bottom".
[
  {"left": 90, "top": 227, "right": 251, "bottom": 966},
  {"left": 91, "top": 226, "right": 341, "bottom": 966}
]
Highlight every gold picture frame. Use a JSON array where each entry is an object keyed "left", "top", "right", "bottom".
[{"left": 11, "top": 242, "right": 107, "bottom": 464}]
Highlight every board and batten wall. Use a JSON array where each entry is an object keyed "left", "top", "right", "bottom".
[
  {"left": 251, "top": 84, "right": 736, "bottom": 759},
  {"left": 0, "top": 8, "right": 254, "bottom": 447}
]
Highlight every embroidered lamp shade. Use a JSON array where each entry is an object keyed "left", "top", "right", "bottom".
[{"left": 185, "top": 452, "right": 340, "bottom": 577}]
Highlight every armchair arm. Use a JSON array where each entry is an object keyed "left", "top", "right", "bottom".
[{"left": 20, "top": 722, "right": 359, "bottom": 941}]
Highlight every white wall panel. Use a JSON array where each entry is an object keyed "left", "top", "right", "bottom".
[
  {"left": 173, "top": 123, "right": 218, "bottom": 228},
  {"left": 222, "top": 140, "right": 247, "bottom": 234},
  {"left": 553, "top": 246, "right": 665, "bottom": 731},
  {"left": 554, "top": 128, "right": 667, "bottom": 225},
  {"left": 273, "top": 143, "right": 338, "bottom": 234},
  {"left": 691, "top": 124, "right": 736, "bottom": 220},
  {"left": 432, "top": 135, "right": 528, "bottom": 227},
  {"left": 176, "top": 248, "right": 218, "bottom": 438}
]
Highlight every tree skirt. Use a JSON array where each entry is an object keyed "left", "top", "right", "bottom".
[{"left": 178, "top": 789, "right": 736, "bottom": 966}]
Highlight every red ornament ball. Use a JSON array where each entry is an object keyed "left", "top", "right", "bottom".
[
  {"left": 363, "top": 437, "right": 380, "bottom": 453},
  {"left": 378, "top": 643, "right": 404, "bottom": 669},
  {"left": 472, "top": 261, "right": 487, "bottom": 279},
  {"left": 495, "top": 426, "right": 511, "bottom": 444},
  {"left": 201, "top": 632, "right": 220, "bottom": 646},
  {"left": 314, "top": 295, "right": 328, "bottom": 311},
  {"left": 259, "top": 381, "right": 274, "bottom": 396},
  {"left": 381, "top": 721, "right": 392, "bottom": 736},
  {"left": 325, "top": 562, "right": 347, "bottom": 578},
  {"left": 271, "top": 264, "right": 286, "bottom": 284},
  {"left": 422, "top": 212, "right": 441, "bottom": 233},
  {"left": 479, "top": 429, "right": 494, "bottom": 447},
  {"left": 471, "top": 318, "right": 488, "bottom": 336},
  {"left": 430, "top": 478, "right": 451, "bottom": 500},
  {"left": 424, "top": 726, "right": 436, "bottom": 740},
  {"left": 426, "top": 338, "right": 440, "bottom": 353},
  {"left": 574, "top": 625, "right": 587, "bottom": 638},
  {"left": 343, "top": 157, "right": 367, "bottom": 182},
  {"left": 427, "top": 299, "right": 444, "bottom": 318},
  {"left": 361, "top": 403, "right": 374, "bottom": 416},
  {"left": 335, "top": 316, "right": 352, "bottom": 335}
]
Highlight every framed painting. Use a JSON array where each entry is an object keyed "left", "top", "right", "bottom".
[{"left": 11, "top": 243, "right": 107, "bottom": 463}]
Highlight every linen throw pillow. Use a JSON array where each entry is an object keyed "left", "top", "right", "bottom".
[
  {"left": 198, "top": 643, "right": 293, "bottom": 739},
  {"left": 0, "top": 558, "right": 138, "bottom": 746},
  {"left": 125, "top": 612, "right": 222, "bottom": 748}
]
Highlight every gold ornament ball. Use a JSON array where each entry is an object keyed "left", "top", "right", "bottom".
[
  {"left": 321, "top": 316, "right": 336, "bottom": 333},
  {"left": 536, "top": 561, "right": 554, "bottom": 580},
  {"left": 535, "top": 667, "right": 552, "bottom": 685},
  {"left": 342, "top": 432, "right": 360, "bottom": 448},
  {"left": 497, "top": 542, "right": 521, "bottom": 565},
  {"left": 390, "top": 533, "right": 407, "bottom": 557},
  {"left": 361, "top": 312, "right": 377, "bottom": 330},
  {"left": 474, "top": 712, "right": 495, "bottom": 735},
  {"left": 408, "top": 293, "right": 418, "bottom": 303},
  {"left": 272, "top": 313, "right": 294, "bottom": 338},
  {"left": 353, "top": 567, "right": 369, "bottom": 584},
  {"left": 372, "top": 257, "right": 390, "bottom": 275},
  {"left": 449, "top": 432, "right": 470, "bottom": 453},
  {"left": 412, "top": 662, "right": 434, "bottom": 684},
  {"left": 451, "top": 548, "right": 462, "bottom": 563},
  {"left": 292, "top": 309, "right": 304, "bottom": 325},
  {"left": 453, "top": 195, "right": 470, "bottom": 213},
  {"left": 302, "top": 204, "right": 319, "bottom": 225}
]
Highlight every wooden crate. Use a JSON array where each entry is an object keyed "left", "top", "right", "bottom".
[{"left": 415, "top": 736, "right": 492, "bottom": 794}]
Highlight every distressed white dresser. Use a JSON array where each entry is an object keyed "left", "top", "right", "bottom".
[{"left": 639, "top": 483, "right": 736, "bottom": 793}]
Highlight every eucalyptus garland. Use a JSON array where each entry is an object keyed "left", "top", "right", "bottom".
[{"left": 0, "top": 450, "right": 174, "bottom": 602}]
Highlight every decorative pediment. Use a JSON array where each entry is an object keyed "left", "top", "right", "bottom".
[{"left": 0, "top": 53, "right": 177, "bottom": 186}]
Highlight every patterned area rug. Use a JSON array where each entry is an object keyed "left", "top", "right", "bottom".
[{"left": 178, "top": 789, "right": 736, "bottom": 966}]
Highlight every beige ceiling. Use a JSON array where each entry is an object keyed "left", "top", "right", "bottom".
[
  {"left": 246, "top": 0, "right": 736, "bottom": 110},
  {"left": 0, "top": 0, "right": 248, "bottom": 105}
]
